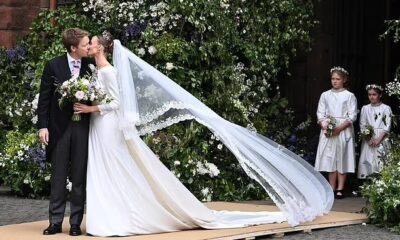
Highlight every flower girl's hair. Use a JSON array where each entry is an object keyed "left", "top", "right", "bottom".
[
  {"left": 366, "top": 84, "right": 384, "bottom": 94},
  {"left": 330, "top": 66, "right": 349, "bottom": 87}
]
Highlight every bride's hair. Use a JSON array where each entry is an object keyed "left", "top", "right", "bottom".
[{"left": 97, "top": 30, "right": 114, "bottom": 54}]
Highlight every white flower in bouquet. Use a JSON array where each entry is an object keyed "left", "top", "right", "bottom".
[
  {"left": 74, "top": 91, "right": 86, "bottom": 101},
  {"left": 323, "top": 115, "right": 337, "bottom": 137},
  {"left": 359, "top": 124, "right": 374, "bottom": 142},
  {"left": 82, "top": 79, "right": 90, "bottom": 86},
  {"left": 57, "top": 73, "right": 112, "bottom": 121}
]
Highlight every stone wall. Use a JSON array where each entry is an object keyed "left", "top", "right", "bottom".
[{"left": 0, "top": 0, "right": 48, "bottom": 48}]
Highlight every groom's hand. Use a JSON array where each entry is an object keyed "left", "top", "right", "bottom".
[{"left": 39, "top": 128, "right": 49, "bottom": 145}]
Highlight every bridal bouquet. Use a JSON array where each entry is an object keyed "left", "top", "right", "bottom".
[
  {"left": 57, "top": 74, "right": 111, "bottom": 121},
  {"left": 359, "top": 124, "right": 375, "bottom": 142},
  {"left": 322, "top": 115, "right": 337, "bottom": 137}
]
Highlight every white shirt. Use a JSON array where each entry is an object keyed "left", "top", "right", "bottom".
[{"left": 67, "top": 52, "right": 81, "bottom": 74}]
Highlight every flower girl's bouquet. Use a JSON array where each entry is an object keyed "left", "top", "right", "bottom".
[
  {"left": 321, "top": 115, "right": 337, "bottom": 137},
  {"left": 57, "top": 74, "right": 111, "bottom": 121},
  {"left": 359, "top": 124, "right": 375, "bottom": 142}
]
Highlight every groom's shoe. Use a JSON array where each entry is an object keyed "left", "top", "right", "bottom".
[
  {"left": 43, "top": 223, "right": 62, "bottom": 235},
  {"left": 69, "top": 225, "right": 82, "bottom": 236}
]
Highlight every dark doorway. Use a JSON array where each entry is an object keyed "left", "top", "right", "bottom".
[{"left": 282, "top": 0, "right": 400, "bottom": 122}]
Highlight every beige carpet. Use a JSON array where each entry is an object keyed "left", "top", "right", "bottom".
[{"left": 0, "top": 202, "right": 367, "bottom": 240}]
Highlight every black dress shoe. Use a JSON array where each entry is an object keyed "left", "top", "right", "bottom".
[
  {"left": 43, "top": 223, "right": 62, "bottom": 235},
  {"left": 69, "top": 225, "right": 82, "bottom": 236}
]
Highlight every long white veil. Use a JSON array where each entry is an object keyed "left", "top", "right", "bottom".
[{"left": 112, "top": 40, "right": 334, "bottom": 226}]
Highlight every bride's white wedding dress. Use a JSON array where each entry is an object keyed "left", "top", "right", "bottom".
[
  {"left": 86, "top": 66, "right": 285, "bottom": 236},
  {"left": 86, "top": 40, "right": 333, "bottom": 237}
]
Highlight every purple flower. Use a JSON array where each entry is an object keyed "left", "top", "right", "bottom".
[
  {"left": 6, "top": 47, "right": 26, "bottom": 62},
  {"left": 303, "top": 152, "right": 316, "bottom": 166},
  {"left": 288, "top": 134, "right": 297, "bottom": 144},
  {"left": 124, "top": 22, "right": 147, "bottom": 40},
  {"left": 25, "top": 144, "right": 48, "bottom": 169}
]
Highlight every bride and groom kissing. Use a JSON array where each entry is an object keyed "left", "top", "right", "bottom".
[{"left": 38, "top": 28, "right": 333, "bottom": 237}]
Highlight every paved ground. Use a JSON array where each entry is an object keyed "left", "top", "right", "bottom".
[{"left": 0, "top": 188, "right": 399, "bottom": 239}]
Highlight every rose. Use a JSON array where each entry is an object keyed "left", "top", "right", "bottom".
[
  {"left": 82, "top": 79, "right": 90, "bottom": 85},
  {"left": 75, "top": 91, "right": 85, "bottom": 101}
]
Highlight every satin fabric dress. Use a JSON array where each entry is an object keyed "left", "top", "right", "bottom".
[
  {"left": 314, "top": 89, "right": 358, "bottom": 173},
  {"left": 85, "top": 66, "right": 286, "bottom": 237},
  {"left": 357, "top": 103, "right": 392, "bottom": 178}
]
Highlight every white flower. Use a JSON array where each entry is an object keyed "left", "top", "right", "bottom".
[
  {"left": 217, "top": 144, "right": 223, "bottom": 150},
  {"left": 166, "top": 62, "right": 174, "bottom": 70},
  {"left": 201, "top": 187, "right": 210, "bottom": 196},
  {"left": 62, "top": 81, "right": 69, "bottom": 87},
  {"left": 137, "top": 48, "right": 145, "bottom": 56},
  {"left": 148, "top": 46, "right": 157, "bottom": 55},
  {"left": 152, "top": 137, "right": 161, "bottom": 144},
  {"left": 90, "top": 93, "right": 96, "bottom": 101},
  {"left": 88, "top": 64, "right": 96, "bottom": 72},
  {"left": 75, "top": 91, "right": 85, "bottom": 100},
  {"left": 205, "top": 162, "right": 220, "bottom": 177},
  {"left": 23, "top": 179, "right": 29, "bottom": 184},
  {"left": 17, "top": 150, "right": 24, "bottom": 157},
  {"left": 66, "top": 180, "right": 72, "bottom": 192},
  {"left": 44, "top": 175, "right": 51, "bottom": 181},
  {"left": 174, "top": 160, "right": 181, "bottom": 166},
  {"left": 82, "top": 79, "right": 90, "bottom": 85},
  {"left": 197, "top": 162, "right": 208, "bottom": 175}
]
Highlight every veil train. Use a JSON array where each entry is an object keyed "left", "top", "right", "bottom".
[{"left": 112, "top": 39, "right": 334, "bottom": 226}]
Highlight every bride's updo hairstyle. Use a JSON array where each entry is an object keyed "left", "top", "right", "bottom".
[{"left": 98, "top": 30, "right": 114, "bottom": 54}]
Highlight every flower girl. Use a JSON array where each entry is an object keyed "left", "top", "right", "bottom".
[
  {"left": 315, "top": 67, "right": 358, "bottom": 199},
  {"left": 358, "top": 84, "right": 392, "bottom": 179}
]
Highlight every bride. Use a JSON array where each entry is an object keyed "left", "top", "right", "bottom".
[{"left": 74, "top": 31, "right": 333, "bottom": 237}]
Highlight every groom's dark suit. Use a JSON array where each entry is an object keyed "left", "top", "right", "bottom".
[{"left": 37, "top": 54, "right": 94, "bottom": 226}]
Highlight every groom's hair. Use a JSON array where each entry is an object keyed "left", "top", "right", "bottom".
[{"left": 62, "top": 28, "right": 89, "bottom": 53}]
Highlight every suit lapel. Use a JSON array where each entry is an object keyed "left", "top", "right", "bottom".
[
  {"left": 79, "top": 58, "right": 88, "bottom": 77},
  {"left": 59, "top": 54, "right": 72, "bottom": 83}
]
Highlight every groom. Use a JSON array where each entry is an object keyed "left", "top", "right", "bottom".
[{"left": 37, "top": 28, "right": 94, "bottom": 236}]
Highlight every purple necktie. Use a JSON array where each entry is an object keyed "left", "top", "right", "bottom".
[{"left": 72, "top": 60, "right": 81, "bottom": 76}]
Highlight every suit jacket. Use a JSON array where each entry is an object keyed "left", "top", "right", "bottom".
[{"left": 37, "top": 54, "right": 95, "bottom": 155}]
